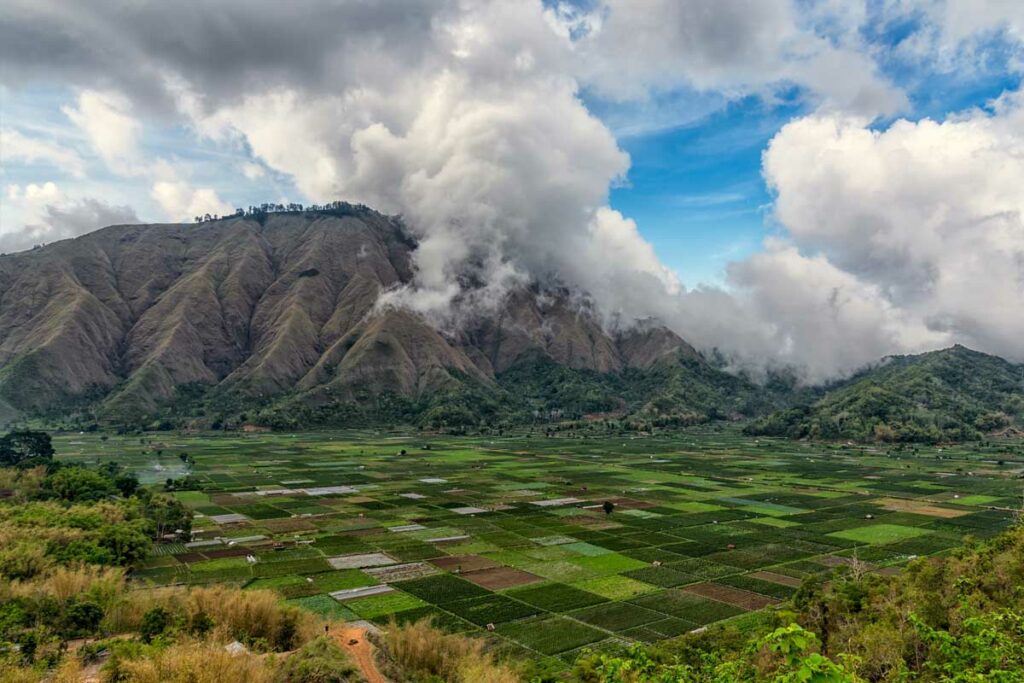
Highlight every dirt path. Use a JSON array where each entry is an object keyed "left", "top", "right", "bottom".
[{"left": 333, "top": 626, "right": 389, "bottom": 683}]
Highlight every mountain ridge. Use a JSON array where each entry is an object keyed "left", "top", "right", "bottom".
[
  {"left": 0, "top": 207, "right": 757, "bottom": 428},
  {"left": 4, "top": 208, "right": 1021, "bottom": 438}
]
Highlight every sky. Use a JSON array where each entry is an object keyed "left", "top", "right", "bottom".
[{"left": 1, "top": 0, "right": 1022, "bottom": 380}]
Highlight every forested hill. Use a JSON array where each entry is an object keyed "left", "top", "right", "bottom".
[{"left": 746, "top": 345, "right": 1024, "bottom": 443}]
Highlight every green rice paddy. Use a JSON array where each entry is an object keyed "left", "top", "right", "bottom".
[{"left": 54, "top": 428, "right": 1022, "bottom": 668}]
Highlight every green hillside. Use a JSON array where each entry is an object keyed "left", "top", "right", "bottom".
[{"left": 747, "top": 345, "right": 1024, "bottom": 443}]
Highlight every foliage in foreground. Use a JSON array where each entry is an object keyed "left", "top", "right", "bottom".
[
  {"left": 569, "top": 525, "right": 1024, "bottom": 682},
  {"left": 275, "top": 636, "right": 362, "bottom": 683},
  {"left": 0, "top": 462, "right": 190, "bottom": 580},
  {"left": 379, "top": 617, "right": 520, "bottom": 683}
]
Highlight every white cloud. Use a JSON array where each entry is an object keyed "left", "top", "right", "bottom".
[
  {"left": 702, "top": 88, "right": 1024, "bottom": 376},
  {"left": 62, "top": 90, "right": 142, "bottom": 172},
  {"left": 0, "top": 128, "right": 86, "bottom": 177},
  {"left": 8, "top": 181, "right": 62, "bottom": 205},
  {"left": 726, "top": 240, "right": 948, "bottom": 378},
  {"left": 151, "top": 180, "right": 233, "bottom": 221},
  {"left": 240, "top": 162, "right": 265, "bottom": 180},
  {"left": 882, "top": 0, "right": 1024, "bottom": 74},
  {"left": 560, "top": 0, "right": 908, "bottom": 117},
  {"left": 940, "top": 0, "right": 1024, "bottom": 46},
  {"left": 1, "top": 182, "right": 138, "bottom": 253}
]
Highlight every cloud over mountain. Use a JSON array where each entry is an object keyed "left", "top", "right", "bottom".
[{"left": 1, "top": 0, "right": 1021, "bottom": 380}]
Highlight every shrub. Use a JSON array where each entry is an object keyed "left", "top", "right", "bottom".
[
  {"left": 274, "top": 636, "right": 359, "bottom": 683},
  {"left": 140, "top": 607, "right": 171, "bottom": 643},
  {"left": 64, "top": 600, "right": 104, "bottom": 636}
]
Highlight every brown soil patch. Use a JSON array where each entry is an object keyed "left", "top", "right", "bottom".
[
  {"left": 429, "top": 554, "right": 498, "bottom": 572},
  {"left": 607, "top": 497, "right": 657, "bottom": 509},
  {"left": 561, "top": 515, "right": 622, "bottom": 529},
  {"left": 176, "top": 551, "right": 209, "bottom": 563},
  {"left": 749, "top": 571, "right": 804, "bottom": 588},
  {"left": 816, "top": 555, "right": 859, "bottom": 568},
  {"left": 874, "top": 566, "right": 904, "bottom": 576},
  {"left": 462, "top": 566, "right": 543, "bottom": 590},
  {"left": 340, "top": 527, "right": 383, "bottom": 537},
  {"left": 261, "top": 518, "right": 319, "bottom": 533},
  {"left": 202, "top": 546, "right": 252, "bottom": 559},
  {"left": 364, "top": 562, "right": 440, "bottom": 582},
  {"left": 683, "top": 582, "right": 778, "bottom": 610},
  {"left": 874, "top": 497, "right": 968, "bottom": 518},
  {"left": 211, "top": 493, "right": 242, "bottom": 505},
  {"left": 332, "top": 626, "right": 388, "bottom": 683}
]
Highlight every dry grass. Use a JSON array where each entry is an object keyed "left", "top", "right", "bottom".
[
  {"left": 0, "top": 466, "right": 45, "bottom": 499},
  {"left": 0, "top": 656, "right": 87, "bottom": 683},
  {"left": 874, "top": 497, "right": 968, "bottom": 518},
  {"left": 0, "top": 665, "right": 42, "bottom": 683},
  {"left": 2, "top": 565, "right": 318, "bottom": 652},
  {"left": 107, "top": 639, "right": 277, "bottom": 683},
  {"left": 1, "top": 564, "right": 126, "bottom": 610},
  {"left": 381, "top": 617, "right": 520, "bottom": 683},
  {"left": 46, "top": 565, "right": 126, "bottom": 604},
  {"left": 104, "top": 584, "right": 319, "bottom": 651}
]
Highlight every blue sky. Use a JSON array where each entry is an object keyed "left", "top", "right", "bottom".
[
  {"left": 598, "top": 29, "right": 1022, "bottom": 286},
  {"left": 605, "top": 96, "right": 801, "bottom": 285}
]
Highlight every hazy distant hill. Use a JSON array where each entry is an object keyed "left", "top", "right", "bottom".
[
  {"left": 746, "top": 345, "right": 1024, "bottom": 442},
  {"left": 0, "top": 206, "right": 775, "bottom": 428}
]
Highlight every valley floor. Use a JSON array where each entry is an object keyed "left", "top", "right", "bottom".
[{"left": 55, "top": 427, "right": 1023, "bottom": 671}]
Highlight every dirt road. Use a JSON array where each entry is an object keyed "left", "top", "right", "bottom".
[{"left": 333, "top": 626, "right": 389, "bottom": 683}]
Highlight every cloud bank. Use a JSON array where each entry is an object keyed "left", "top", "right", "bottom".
[
  {"left": 1, "top": 183, "right": 139, "bottom": 253},
  {"left": 1, "top": 0, "right": 1021, "bottom": 379}
]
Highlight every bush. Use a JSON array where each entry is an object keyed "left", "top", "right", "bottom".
[
  {"left": 140, "top": 607, "right": 171, "bottom": 643},
  {"left": 274, "top": 636, "right": 359, "bottom": 683},
  {"left": 45, "top": 467, "right": 114, "bottom": 502},
  {"left": 64, "top": 600, "right": 103, "bottom": 637}
]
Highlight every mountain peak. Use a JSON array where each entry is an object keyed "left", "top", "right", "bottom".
[{"left": 0, "top": 211, "right": 737, "bottom": 428}]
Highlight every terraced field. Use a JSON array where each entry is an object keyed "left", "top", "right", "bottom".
[{"left": 55, "top": 429, "right": 1022, "bottom": 668}]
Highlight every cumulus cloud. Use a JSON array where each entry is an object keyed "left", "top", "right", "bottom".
[
  {"left": 883, "top": 0, "right": 1024, "bottom": 74},
  {"left": 559, "top": 0, "right": 908, "bottom": 117},
  {"left": 758, "top": 95, "right": 1023, "bottom": 362},
  {"left": 1, "top": 183, "right": 138, "bottom": 253},
  {"left": 166, "top": 0, "right": 905, "bottom": 329},
  {"left": 62, "top": 90, "right": 142, "bottom": 172},
  {"left": 1, "top": 0, "right": 1021, "bottom": 380},
  {"left": 0, "top": 128, "right": 86, "bottom": 177},
  {"left": 675, "top": 88, "right": 1023, "bottom": 379},
  {"left": 151, "top": 180, "right": 232, "bottom": 222},
  {"left": 937, "top": 0, "right": 1024, "bottom": 47}
]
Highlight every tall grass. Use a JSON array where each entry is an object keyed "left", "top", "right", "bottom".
[
  {"left": 381, "top": 617, "right": 520, "bottom": 683},
  {"left": 103, "top": 584, "right": 318, "bottom": 650},
  {"left": 2, "top": 564, "right": 317, "bottom": 652},
  {"left": 105, "top": 639, "right": 277, "bottom": 683}
]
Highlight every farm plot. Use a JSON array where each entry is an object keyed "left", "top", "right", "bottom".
[{"left": 53, "top": 426, "right": 1019, "bottom": 667}]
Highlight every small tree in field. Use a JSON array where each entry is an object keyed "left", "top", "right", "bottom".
[{"left": 0, "top": 430, "right": 54, "bottom": 467}]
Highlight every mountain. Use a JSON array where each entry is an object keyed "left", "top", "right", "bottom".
[
  {"left": 0, "top": 206, "right": 774, "bottom": 429},
  {"left": 746, "top": 345, "right": 1024, "bottom": 442}
]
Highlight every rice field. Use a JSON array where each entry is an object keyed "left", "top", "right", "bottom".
[{"left": 55, "top": 428, "right": 1023, "bottom": 668}]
